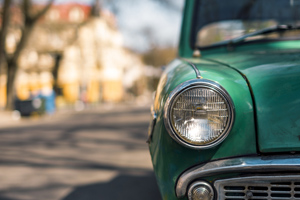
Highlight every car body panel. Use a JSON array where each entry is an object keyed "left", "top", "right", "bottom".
[
  {"left": 178, "top": 0, "right": 195, "bottom": 58},
  {"left": 149, "top": 58, "right": 257, "bottom": 199},
  {"left": 203, "top": 41, "right": 300, "bottom": 153}
]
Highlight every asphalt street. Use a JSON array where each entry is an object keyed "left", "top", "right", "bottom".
[{"left": 0, "top": 104, "right": 161, "bottom": 200}]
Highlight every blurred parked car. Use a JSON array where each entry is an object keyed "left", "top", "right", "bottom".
[
  {"left": 15, "top": 98, "right": 45, "bottom": 116},
  {"left": 148, "top": 0, "right": 300, "bottom": 199}
]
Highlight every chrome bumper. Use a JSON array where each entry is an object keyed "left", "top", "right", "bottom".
[{"left": 176, "top": 155, "right": 300, "bottom": 198}]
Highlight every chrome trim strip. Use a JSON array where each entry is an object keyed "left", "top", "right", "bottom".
[
  {"left": 164, "top": 79, "right": 235, "bottom": 149},
  {"left": 182, "top": 59, "right": 202, "bottom": 79},
  {"left": 176, "top": 156, "right": 300, "bottom": 198},
  {"left": 147, "top": 105, "right": 157, "bottom": 144}
]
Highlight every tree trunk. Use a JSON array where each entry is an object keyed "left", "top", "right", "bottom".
[
  {"left": 5, "top": 61, "right": 17, "bottom": 110},
  {"left": 52, "top": 54, "right": 62, "bottom": 95},
  {"left": 5, "top": 25, "right": 33, "bottom": 111}
]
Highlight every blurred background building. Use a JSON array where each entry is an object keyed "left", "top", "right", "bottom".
[{"left": 0, "top": 0, "right": 183, "bottom": 115}]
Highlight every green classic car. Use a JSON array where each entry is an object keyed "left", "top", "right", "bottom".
[{"left": 148, "top": 0, "right": 300, "bottom": 199}]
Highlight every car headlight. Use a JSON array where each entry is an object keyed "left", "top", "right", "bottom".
[{"left": 164, "top": 79, "right": 234, "bottom": 149}]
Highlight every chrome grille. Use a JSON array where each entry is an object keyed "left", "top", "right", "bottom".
[{"left": 214, "top": 175, "right": 300, "bottom": 200}]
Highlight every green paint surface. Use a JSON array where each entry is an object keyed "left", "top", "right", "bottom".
[
  {"left": 204, "top": 41, "right": 300, "bottom": 153},
  {"left": 178, "top": 0, "right": 195, "bottom": 58}
]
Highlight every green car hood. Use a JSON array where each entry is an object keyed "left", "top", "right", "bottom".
[{"left": 205, "top": 46, "right": 300, "bottom": 153}]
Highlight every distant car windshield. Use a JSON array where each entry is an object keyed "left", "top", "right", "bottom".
[{"left": 193, "top": 0, "right": 300, "bottom": 47}]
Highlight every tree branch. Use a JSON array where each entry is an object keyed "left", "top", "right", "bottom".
[
  {"left": 12, "top": 0, "right": 54, "bottom": 62},
  {"left": 10, "top": 25, "right": 31, "bottom": 63},
  {"left": 22, "top": 0, "right": 31, "bottom": 20},
  {"left": 31, "top": 0, "right": 54, "bottom": 23}
]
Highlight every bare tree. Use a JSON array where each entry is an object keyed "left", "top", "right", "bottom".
[
  {"left": 0, "top": 0, "right": 12, "bottom": 80},
  {"left": 0, "top": 0, "right": 53, "bottom": 110}
]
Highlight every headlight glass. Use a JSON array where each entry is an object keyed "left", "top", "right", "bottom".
[{"left": 165, "top": 80, "right": 234, "bottom": 149}]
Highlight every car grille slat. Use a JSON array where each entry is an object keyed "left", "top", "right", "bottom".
[
  {"left": 214, "top": 175, "right": 300, "bottom": 200},
  {"left": 247, "top": 190, "right": 268, "bottom": 192},
  {"left": 224, "top": 190, "right": 246, "bottom": 192},
  {"left": 271, "top": 191, "right": 291, "bottom": 193}
]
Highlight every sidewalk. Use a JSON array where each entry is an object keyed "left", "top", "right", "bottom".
[
  {"left": 0, "top": 102, "right": 152, "bottom": 128},
  {"left": 0, "top": 111, "right": 20, "bottom": 126}
]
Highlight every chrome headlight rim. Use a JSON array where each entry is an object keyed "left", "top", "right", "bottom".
[{"left": 164, "top": 79, "right": 235, "bottom": 149}]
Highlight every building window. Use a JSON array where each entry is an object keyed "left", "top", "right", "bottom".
[{"left": 69, "top": 7, "right": 84, "bottom": 23}]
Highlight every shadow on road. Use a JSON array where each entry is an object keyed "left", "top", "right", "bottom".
[
  {"left": 0, "top": 106, "right": 161, "bottom": 200},
  {"left": 0, "top": 197, "right": 17, "bottom": 200},
  {"left": 62, "top": 172, "right": 161, "bottom": 200}
]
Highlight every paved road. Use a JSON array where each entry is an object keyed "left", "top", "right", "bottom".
[{"left": 0, "top": 105, "right": 161, "bottom": 200}]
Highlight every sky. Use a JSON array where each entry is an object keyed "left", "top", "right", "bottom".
[
  {"left": 105, "top": 0, "right": 184, "bottom": 52},
  {"left": 39, "top": 0, "right": 185, "bottom": 52}
]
